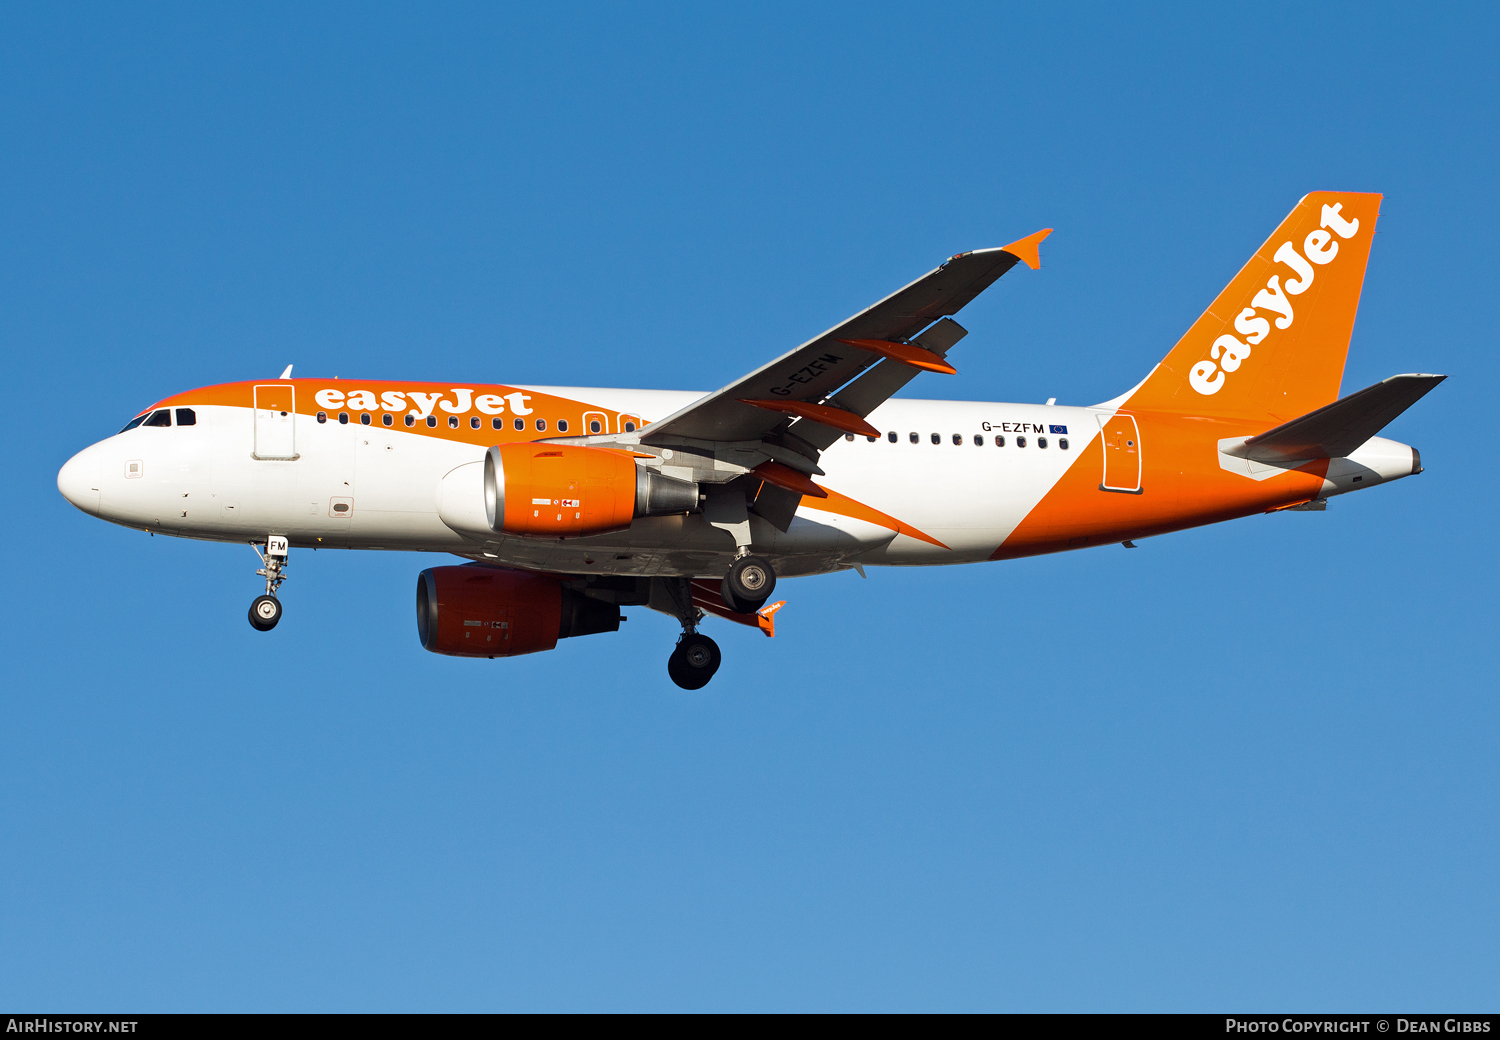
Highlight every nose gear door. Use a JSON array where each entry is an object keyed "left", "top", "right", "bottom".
[
  {"left": 1098, "top": 413, "right": 1142, "bottom": 493},
  {"left": 253, "top": 384, "right": 298, "bottom": 460}
]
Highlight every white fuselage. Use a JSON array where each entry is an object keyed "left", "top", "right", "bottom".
[
  {"left": 59, "top": 388, "right": 1106, "bottom": 577},
  {"left": 57, "top": 384, "right": 1419, "bottom": 581}
]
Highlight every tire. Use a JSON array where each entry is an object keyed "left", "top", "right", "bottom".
[
  {"left": 667, "top": 633, "right": 721, "bottom": 690},
  {"left": 721, "top": 555, "right": 775, "bottom": 613},
  {"left": 249, "top": 594, "right": 282, "bottom": 631}
]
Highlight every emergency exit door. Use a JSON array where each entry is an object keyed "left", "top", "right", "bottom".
[
  {"left": 253, "top": 384, "right": 298, "bottom": 460},
  {"left": 1099, "top": 413, "right": 1141, "bottom": 493}
]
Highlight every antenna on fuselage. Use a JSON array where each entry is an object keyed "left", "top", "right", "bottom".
[{"left": 279, "top": 364, "right": 293, "bottom": 379}]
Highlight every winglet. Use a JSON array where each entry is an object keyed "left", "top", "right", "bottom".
[
  {"left": 756, "top": 600, "right": 785, "bottom": 638},
  {"left": 279, "top": 364, "right": 294, "bottom": 379},
  {"left": 999, "top": 228, "right": 1053, "bottom": 271}
]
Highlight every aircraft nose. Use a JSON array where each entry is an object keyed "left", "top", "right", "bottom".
[{"left": 57, "top": 445, "right": 103, "bottom": 515}]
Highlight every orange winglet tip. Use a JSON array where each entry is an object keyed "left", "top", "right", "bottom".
[
  {"left": 999, "top": 228, "right": 1053, "bottom": 271},
  {"left": 756, "top": 600, "right": 785, "bottom": 638},
  {"left": 738, "top": 398, "right": 881, "bottom": 439},
  {"left": 836, "top": 339, "right": 957, "bottom": 375},
  {"left": 753, "top": 461, "right": 827, "bottom": 498}
]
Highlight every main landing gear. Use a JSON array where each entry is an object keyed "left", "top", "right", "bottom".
[
  {"left": 661, "top": 575, "right": 722, "bottom": 690},
  {"left": 721, "top": 554, "right": 776, "bottom": 614},
  {"left": 249, "top": 536, "right": 289, "bottom": 632},
  {"left": 668, "top": 631, "right": 721, "bottom": 691},
  {"left": 656, "top": 556, "right": 777, "bottom": 689}
]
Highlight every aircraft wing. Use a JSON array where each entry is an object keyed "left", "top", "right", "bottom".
[{"left": 640, "top": 230, "right": 1051, "bottom": 450}]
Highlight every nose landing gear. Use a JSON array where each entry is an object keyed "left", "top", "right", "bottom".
[{"left": 249, "top": 536, "right": 289, "bottom": 632}]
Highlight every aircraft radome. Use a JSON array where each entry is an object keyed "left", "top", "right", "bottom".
[{"left": 58, "top": 192, "right": 1442, "bottom": 689}]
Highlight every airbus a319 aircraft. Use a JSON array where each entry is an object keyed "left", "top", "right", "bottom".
[{"left": 57, "top": 192, "right": 1441, "bottom": 688}]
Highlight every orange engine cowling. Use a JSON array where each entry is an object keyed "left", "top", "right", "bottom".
[
  {"left": 484, "top": 442, "right": 699, "bottom": 538},
  {"left": 416, "top": 564, "right": 623, "bottom": 658}
]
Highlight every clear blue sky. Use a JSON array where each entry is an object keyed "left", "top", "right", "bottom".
[{"left": 3, "top": 2, "right": 1496, "bottom": 1011}]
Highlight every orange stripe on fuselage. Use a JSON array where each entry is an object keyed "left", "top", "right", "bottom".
[
  {"left": 992, "top": 410, "right": 1329, "bottom": 560},
  {"left": 805, "top": 485, "right": 950, "bottom": 549}
]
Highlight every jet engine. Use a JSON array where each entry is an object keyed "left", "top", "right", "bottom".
[
  {"left": 484, "top": 443, "right": 699, "bottom": 538},
  {"left": 416, "top": 564, "right": 623, "bottom": 658}
]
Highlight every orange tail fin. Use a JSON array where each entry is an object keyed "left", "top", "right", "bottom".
[{"left": 1124, "top": 192, "right": 1382, "bottom": 420}]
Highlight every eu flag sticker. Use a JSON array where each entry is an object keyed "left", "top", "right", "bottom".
[{"left": 1049, "top": 425, "right": 1068, "bottom": 435}]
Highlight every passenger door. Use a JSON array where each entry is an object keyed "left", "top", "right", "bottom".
[
  {"left": 1099, "top": 413, "right": 1142, "bottom": 493},
  {"left": 253, "top": 384, "right": 298, "bottom": 460}
]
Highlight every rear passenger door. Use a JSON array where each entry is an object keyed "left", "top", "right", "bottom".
[{"left": 1098, "top": 413, "right": 1142, "bottom": 493}]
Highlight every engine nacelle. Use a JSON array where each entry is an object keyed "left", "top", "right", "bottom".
[
  {"left": 483, "top": 443, "right": 699, "bottom": 538},
  {"left": 416, "top": 564, "right": 623, "bottom": 658}
]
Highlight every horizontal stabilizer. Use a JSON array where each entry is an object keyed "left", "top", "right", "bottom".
[{"left": 1223, "top": 373, "right": 1445, "bottom": 463}]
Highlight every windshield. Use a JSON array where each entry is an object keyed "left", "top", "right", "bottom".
[{"left": 119, "top": 407, "right": 174, "bottom": 433}]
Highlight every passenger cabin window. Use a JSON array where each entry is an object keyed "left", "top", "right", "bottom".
[
  {"left": 470, "top": 416, "right": 480, "bottom": 429},
  {"left": 448, "top": 415, "right": 459, "bottom": 428},
  {"left": 175, "top": 408, "right": 196, "bottom": 426},
  {"left": 995, "top": 435, "right": 1005, "bottom": 447},
  {"left": 535, "top": 419, "right": 546, "bottom": 431},
  {"left": 142, "top": 409, "right": 171, "bottom": 428},
  {"left": 557, "top": 419, "right": 568, "bottom": 433},
  {"left": 973, "top": 434, "right": 983, "bottom": 446},
  {"left": 316, "top": 411, "right": 328, "bottom": 424},
  {"left": 930, "top": 432, "right": 940, "bottom": 445},
  {"left": 426, "top": 416, "right": 437, "bottom": 428},
  {"left": 405, "top": 414, "right": 415, "bottom": 427},
  {"left": 338, "top": 412, "right": 349, "bottom": 425},
  {"left": 1059, "top": 438, "right": 1070, "bottom": 450},
  {"left": 909, "top": 432, "right": 919, "bottom": 444},
  {"left": 1017, "top": 436, "right": 1027, "bottom": 448},
  {"left": 844, "top": 434, "right": 854, "bottom": 442},
  {"left": 360, "top": 413, "right": 372, "bottom": 425},
  {"left": 492, "top": 417, "right": 503, "bottom": 430},
  {"left": 866, "top": 435, "right": 876, "bottom": 443},
  {"left": 514, "top": 418, "right": 525, "bottom": 431},
  {"left": 623, "top": 421, "right": 637, "bottom": 432},
  {"left": 888, "top": 431, "right": 897, "bottom": 443},
  {"left": 383, "top": 413, "right": 393, "bottom": 426},
  {"left": 1038, "top": 436, "right": 1048, "bottom": 448},
  {"left": 952, "top": 433, "right": 962, "bottom": 445},
  {"left": 589, "top": 420, "right": 602, "bottom": 434},
  {"left": 120, "top": 415, "right": 147, "bottom": 433}
]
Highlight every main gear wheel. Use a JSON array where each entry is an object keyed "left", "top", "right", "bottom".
[{"left": 667, "top": 632, "right": 721, "bottom": 690}]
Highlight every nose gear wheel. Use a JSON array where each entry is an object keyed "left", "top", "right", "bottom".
[{"left": 249, "top": 594, "right": 282, "bottom": 631}]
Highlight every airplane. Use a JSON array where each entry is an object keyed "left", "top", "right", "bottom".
[{"left": 56, "top": 191, "right": 1442, "bottom": 689}]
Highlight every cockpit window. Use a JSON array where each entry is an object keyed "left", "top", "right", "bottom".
[
  {"left": 175, "top": 408, "right": 196, "bottom": 426},
  {"left": 119, "top": 415, "right": 147, "bottom": 433},
  {"left": 142, "top": 409, "right": 171, "bottom": 428}
]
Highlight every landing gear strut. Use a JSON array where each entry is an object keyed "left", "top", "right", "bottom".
[
  {"left": 661, "top": 575, "right": 721, "bottom": 690},
  {"left": 249, "top": 536, "right": 289, "bottom": 632},
  {"left": 721, "top": 554, "right": 776, "bottom": 614}
]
